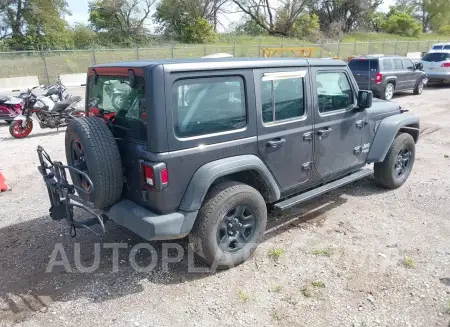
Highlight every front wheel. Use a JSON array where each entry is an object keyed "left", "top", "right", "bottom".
[
  {"left": 413, "top": 80, "right": 425, "bottom": 95},
  {"left": 374, "top": 133, "right": 415, "bottom": 189},
  {"left": 9, "top": 119, "right": 33, "bottom": 139},
  {"left": 189, "top": 181, "right": 267, "bottom": 269}
]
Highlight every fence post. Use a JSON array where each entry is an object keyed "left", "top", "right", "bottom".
[
  {"left": 233, "top": 41, "right": 236, "bottom": 57},
  {"left": 171, "top": 44, "right": 174, "bottom": 59},
  {"left": 353, "top": 40, "right": 357, "bottom": 56},
  {"left": 382, "top": 39, "right": 385, "bottom": 54},
  {"left": 204, "top": 45, "right": 207, "bottom": 56},
  {"left": 40, "top": 47, "right": 50, "bottom": 85},
  {"left": 136, "top": 44, "right": 140, "bottom": 60},
  {"left": 92, "top": 46, "right": 97, "bottom": 65},
  {"left": 337, "top": 41, "right": 340, "bottom": 58},
  {"left": 368, "top": 40, "right": 372, "bottom": 54},
  {"left": 258, "top": 39, "right": 261, "bottom": 57},
  {"left": 406, "top": 41, "right": 410, "bottom": 54},
  {"left": 394, "top": 40, "right": 398, "bottom": 55}
]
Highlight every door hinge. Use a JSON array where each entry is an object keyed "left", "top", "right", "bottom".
[
  {"left": 356, "top": 119, "right": 368, "bottom": 129},
  {"left": 353, "top": 146, "right": 363, "bottom": 155},
  {"left": 302, "top": 161, "right": 313, "bottom": 170},
  {"left": 303, "top": 132, "right": 313, "bottom": 141}
]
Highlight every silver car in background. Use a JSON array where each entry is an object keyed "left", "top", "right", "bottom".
[{"left": 420, "top": 51, "right": 450, "bottom": 84}]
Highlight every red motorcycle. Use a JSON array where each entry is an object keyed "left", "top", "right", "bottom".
[{"left": 0, "top": 95, "right": 24, "bottom": 124}]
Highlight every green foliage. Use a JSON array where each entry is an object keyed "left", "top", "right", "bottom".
[
  {"left": 369, "top": 12, "right": 385, "bottom": 32},
  {"left": 155, "top": 0, "right": 217, "bottom": 43},
  {"left": 2, "top": 0, "right": 73, "bottom": 50},
  {"left": 234, "top": 18, "right": 267, "bottom": 36},
  {"left": 291, "top": 13, "right": 321, "bottom": 41},
  {"left": 381, "top": 9, "right": 422, "bottom": 37},
  {"left": 180, "top": 17, "right": 217, "bottom": 43},
  {"left": 438, "top": 25, "right": 450, "bottom": 35},
  {"left": 88, "top": 0, "right": 153, "bottom": 46},
  {"left": 71, "top": 24, "right": 97, "bottom": 49}
]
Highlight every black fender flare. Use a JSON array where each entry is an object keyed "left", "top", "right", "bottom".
[
  {"left": 179, "top": 155, "right": 281, "bottom": 212},
  {"left": 366, "top": 113, "right": 420, "bottom": 163}
]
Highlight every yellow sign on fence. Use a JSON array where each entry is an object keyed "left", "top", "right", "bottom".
[{"left": 262, "top": 47, "right": 315, "bottom": 58}]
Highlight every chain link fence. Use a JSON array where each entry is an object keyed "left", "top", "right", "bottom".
[{"left": 0, "top": 39, "right": 441, "bottom": 84}]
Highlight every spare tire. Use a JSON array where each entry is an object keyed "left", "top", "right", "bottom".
[{"left": 65, "top": 117, "right": 123, "bottom": 209}]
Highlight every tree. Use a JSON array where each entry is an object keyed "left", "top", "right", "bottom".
[
  {"left": 393, "top": 0, "right": 450, "bottom": 32},
  {"left": 309, "top": 0, "right": 383, "bottom": 34},
  {"left": 231, "top": 0, "right": 311, "bottom": 36},
  {"left": 89, "top": 0, "right": 156, "bottom": 45},
  {"left": 0, "top": 0, "right": 73, "bottom": 49},
  {"left": 154, "top": 0, "right": 222, "bottom": 42},
  {"left": 233, "top": 17, "right": 267, "bottom": 36},
  {"left": 154, "top": 0, "right": 228, "bottom": 37},
  {"left": 72, "top": 23, "right": 97, "bottom": 48},
  {"left": 381, "top": 9, "right": 422, "bottom": 37},
  {"left": 369, "top": 12, "right": 385, "bottom": 32}
]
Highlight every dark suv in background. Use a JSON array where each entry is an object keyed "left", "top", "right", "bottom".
[{"left": 348, "top": 56, "right": 428, "bottom": 100}]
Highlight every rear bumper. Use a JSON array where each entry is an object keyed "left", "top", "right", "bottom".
[
  {"left": 425, "top": 72, "right": 450, "bottom": 82},
  {"left": 107, "top": 199, "right": 198, "bottom": 241}
]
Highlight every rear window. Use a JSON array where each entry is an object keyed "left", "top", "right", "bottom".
[
  {"left": 432, "top": 45, "right": 443, "bottom": 50},
  {"left": 173, "top": 76, "right": 246, "bottom": 138},
  {"left": 422, "top": 52, "right": 450, "bottom": 62},
  {"left": 88, "top": 75, "right": 147, "bottom": 141},
  {"left": 348, "top": 59, "right": 379, "bottom": 71},
  {"left": 444, "top": 45, "right": 450, "bottom": 50}
]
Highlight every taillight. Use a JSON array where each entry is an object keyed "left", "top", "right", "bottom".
[
  {"left": 441, "top": 62, "right": 450, "bottom": 67},
  {"left": 375, "top": 73, "right": 383, "bottom": 84},
  {"left": 143, "top": 165, "right": 154, "bottom": 188},
  {"left": 142, "top": 162, "right": 168, "bottom": 191}
]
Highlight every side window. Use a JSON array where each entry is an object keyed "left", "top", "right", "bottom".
[
  {"left": 316, "top": 71, "right": 354, "bottom": 114},
  {"left": 173, "top": 76, "right": 246, "bottom": 138},
  {"left": 383, "top": 59, "right": 393, "bottom": 71},
  {"left": 394, "top": 59, "right": 403, "bottom": 70},
  {"left": 402, "top": 59, "right": 414, "bottom": 70},
  {"left": 261, "top": 75, "right": 305, "bottom": 123}
]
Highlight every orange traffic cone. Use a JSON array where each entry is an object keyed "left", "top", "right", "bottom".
[{"left": 0, "top": 170, "right": 9, "bottom": 192}]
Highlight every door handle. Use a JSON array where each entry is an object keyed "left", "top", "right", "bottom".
[
  {"left": 317, "top": 128, "right": 333, "bottom": 137},
  {"left": 266, "top": 138, "right": 286, "bottom": 148},
  {"left": 303, "top": 132, "right": 313, "bottom": 141}
]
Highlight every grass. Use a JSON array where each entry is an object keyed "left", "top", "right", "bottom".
[
  {"left": 403, "top": 255, "right": 416, "bottom": 269},
  {"left": 270, "top": 307, "right": 288, "bottom": 321},
  {"left": 268, "top": 248, "right": 285, "bottom": 260},
  {"left": 2, "top": 32, "right": 449, "bottom": 84},
  {"left": 312, "top": 280, "right": 326, "bottom": 288},
  {"left": 311, "top": 248, "right": 333, "bottom": 257},
  {"left": 270, "top": 285, "right": 283, "bottom": 293},
  {"left": 237, "top": 290, "right": 249, "bottom": 302},
  {"left": 301, "top": 286, "right": 313, "bottom": 298}
]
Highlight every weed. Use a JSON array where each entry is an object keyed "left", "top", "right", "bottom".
[
  {"left": 311, "top": 248, "right": 333, "bottom": 257},
  {"left": 403, "top": 255, "right": 416, "bottom": 269},
  {"left": 268, "top": 248, "right": 285, "bottom": 260},
  {"left": 237, "top": 290, "right": 249, "bottom": 302},
  {"left": 312, "top": 280, "right": 325, "bottom": 288}
]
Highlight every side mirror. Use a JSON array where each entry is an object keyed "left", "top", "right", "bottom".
[
  {"left": 415, "top": 62, "right": 424, "bottom": 71},
  {"left": 357, "top": 90, "right": 373, "bottom": 108}
]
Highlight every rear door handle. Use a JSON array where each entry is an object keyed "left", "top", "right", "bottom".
[
  {"left": 317, "top": 128, "right": 333, "bottom": 137},
  {"left": 266, "top": 138, "right": 286, "bottom": 148}
]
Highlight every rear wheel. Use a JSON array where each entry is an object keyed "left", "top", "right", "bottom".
[
  {"left": 189, "top": 181, "right": 267, "bottom": 269},
  {"left": 9, "top": 119, "right": 33, "bottom": 138},
  {"left": 374, "top": 133, "right": 415, "bottom": 189},
  {"left": 65, "top": 117, "right": 123, "bottom": 208},
  {"left": 381, "top": 82, "right": 395, "bottom": 100}
]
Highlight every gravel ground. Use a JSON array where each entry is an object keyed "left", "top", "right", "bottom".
[{"left": 0, "top": 86, "right": 450, "bottom": 327}]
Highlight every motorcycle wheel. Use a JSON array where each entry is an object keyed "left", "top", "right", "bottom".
[
  {"left": 111, "top": 94, "right": 125, "bottom": 110},
  {"left": 9, "top": 119, "right": 33, "bottom": 139}
]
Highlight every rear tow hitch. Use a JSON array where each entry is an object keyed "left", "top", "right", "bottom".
[{"left": 37, "top": 145, "right": 107, "bottom": 237}]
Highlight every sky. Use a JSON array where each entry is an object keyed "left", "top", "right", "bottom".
[{"left": 65, "top": 0, "right": 394, "bottom": 31}]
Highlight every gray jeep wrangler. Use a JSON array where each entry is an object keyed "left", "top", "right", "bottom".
[{"left": 37, "top": 58, "right": 419, "bottom": 268}]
